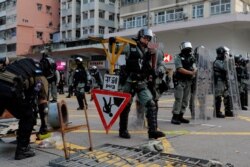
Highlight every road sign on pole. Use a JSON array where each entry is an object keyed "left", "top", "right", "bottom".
[{"left": 92, "top": 89, "right": 131, "bottom": 133}]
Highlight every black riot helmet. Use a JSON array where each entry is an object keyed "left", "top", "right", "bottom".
[
  {"left": 137, "top": 28, "right": 154, "bottom": 42},
  {"left": 240, "top": 57, "right": 249, "bottom": 67},
  {"left": 216, "top": 46, "right": 229, "bottom": 60},
  {"left": 234, "top": 54, "right": 242, "bottom": 64},
  {"left": 75, "top": 57, "right": 83, "bottom": 66}
]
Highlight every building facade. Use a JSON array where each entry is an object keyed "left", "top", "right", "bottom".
[
  {"left": 0, "top": 0, "right": 60, "bottom": 57},
  {"left": 60, "top": 0, "right": 119, "bottom": 42},
  {"left": 107, "top": 0, "right": 250, "bottom": 60}
]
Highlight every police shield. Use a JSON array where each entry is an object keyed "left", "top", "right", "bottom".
[
  {"left": 192, "top": 46, "right": 214, "bottom": 121},
  {"left": 225, "top": 56, "right": 241, "bottom": 114}
]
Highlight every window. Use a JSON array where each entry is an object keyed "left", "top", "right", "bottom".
[
  {"left": 90, "top": 10, "right": 94, "bottom": 18},
  {"left": 76, "top": 29, "right": 80, "bottom": 38},
  {"left": 6, "top": 14, "right": 16, "bottom": 24},
  {"left": 49, "top": 33, "right": 53, "bottom": 40},
  {"left": 37, "top": 3, "right": 42, "bottom": 11},
  {"left": 7, "top": 43, "right": 16, "bottom": 52},
  {"left": 89, "top": 26, "right": 94, "bottom": 34},
  {"left": 155, "top": 11, "right": 165, "bottom": 24},
  {"left": 193, "top": 4, "right": 204, "bottom": 18},
  {"left": 109, "top": 0, "right": 115, "bottom": 5},
  {"left": 211, "top": 0, "right": 230, "bottom": 15},
  {"left": 83, "top": 0, "right": 88, "bottom": 4},
  {"left": 67, "top": 1, "right": 72, "bottom": 9},
  {"left": 36, "top": 31, "right": 43, "bottom": 39},
  {"left": 0, "top": 44, "right": 6, "bottom": 53},
  {"left": 121, "top": 0, "right": 146, "bottom": 6},
  {"left": 82, "top": 28, "right": 88, "bottom": 34},
  {"left": 67, "top": 30, "right": 72, "bottom": 38},
  {"left": 6, "top": 0, "right": 16, "bottom": 9},
  {"left": 62, "top": 17, "right": 66, "bottom": 24},
  {"left": 62, "top": 2, "right": 66, "bottom": 9},
  {"left": 0, "top": 16, "right": 6, "bottom": 26},
  {"left": 68, "top": 15, "right": 72, "bottom": 23},
  {"left": 46, "top": 5, "right": 52, "bottom": 14},
  {"left": 5, "top": 28, "right": 16, "bottom": 39},
  {"left": 62, "top": 31, "right": 66, "bottom": 39},
  {"left": 123, "top": 15, "right": 146, "bottom": 29},
  {"left": 166, "top": 8, "right": 183, "bottom": 22},
  {"left": 99, "top": 0, "right": 105, "bottom": 2},
  {"left": 108, "top": 27, "right": 115, "bottom": 33},
  {"left": 76, "top": 15, "right": 80, "bottom": 24},
  {"left": 82, "top": 11, "right": 88, "bottom": 20},
  {"left": 99, "top": 26, "right": 105, "bottom": 34},
  {"left": 0, "top": 2, "right": 6, "bottom": 12},
  {"left": 0, "top": 30, "right": 5, "bottom": 39},
  {"left": 99, "top": 10, "right": 105, "bottom": 19},
  {"left": 109, "top": 12, "right": 115, "bottom": 21}
]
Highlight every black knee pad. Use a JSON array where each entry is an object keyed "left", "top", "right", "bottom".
[
  {"left": 145, "top": 100, "right": 157, "bottom": 115},
  {"left": 146, "top": 100, "right": 156, "bottom": 108}
]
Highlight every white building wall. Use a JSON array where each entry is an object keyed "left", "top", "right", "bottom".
[{"left": 156, "top": 27, "right": 250, "bottom": 57}]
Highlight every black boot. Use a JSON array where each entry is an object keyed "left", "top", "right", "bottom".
[
  {"left": 240, "top": 93, "right": 248, "bottom": 110},
  {"left": 15, "top": 145, "right": 35, "bottom": 160},
  {"left": 119, "top": 130, "right": 131, "bottom": 139},
  {"left": 38, "top": 103, "right": 49, "bottom": 135},
  {"left": 215, "top": 96, "right": 225, "bottom": 118},
  {"left": 179, "top": 113, "right": 190, "bottom": 123},
  {"left": 119, "top": 105, "right": 130, "bottom": 139},
  {"left": 216, "top": 111, "right": 225, "bottom": 118},
  {"left": 148, "top": 131, "right": 165, "bottom": 139},
  {"left": 146, "top": 100, "right": 165, "bottom": 139},
  {"left": 171, "top": 114, "right": 181, "bottom": 125},
  {"left": 224, "top": 96, "right": 234, "bottom": 117}
]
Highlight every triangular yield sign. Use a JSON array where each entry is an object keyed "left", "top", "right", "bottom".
[{"left": 92, "top": 89, "right": 131, "bottom": 133}]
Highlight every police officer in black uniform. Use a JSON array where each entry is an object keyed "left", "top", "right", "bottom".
[
  {"left": 73, "top": 57, "right": 88, "bottom": 110},
  {"left": 118, "top": 28, "right": 165, "bottom": 139},
  {"left": 213, "top": 46, "right": 233, "bottom": 118},
  {"left": 0, "top": 57, "right": 47, "bottom": 160},
  {"left": 235, "top": 55, "right": 249, "bottom": 110}
]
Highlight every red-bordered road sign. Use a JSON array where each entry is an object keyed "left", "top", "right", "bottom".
[
  {"left": 92, "top": 89, "right": 131, "bottom": 133},
  {"left": 164, "top": 53, "right": 173, "bottom": 63}
]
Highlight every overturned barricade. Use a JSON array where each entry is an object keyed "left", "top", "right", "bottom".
[{"left": 49, "top": 143, "right": 232, "bottom": 167}]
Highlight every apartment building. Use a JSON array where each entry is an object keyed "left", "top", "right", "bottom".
[
  {"left": 55, "top": 0, "right": 119, "bottom": 71},
  {"left": 0, "top": 0, "right": 60, "bottom": 57},
  {"left": 60, "top": 0, "right": 119, "bottom": 42},
  {"left": 107, "top": 0, "right": 250, "bottom": 59}
]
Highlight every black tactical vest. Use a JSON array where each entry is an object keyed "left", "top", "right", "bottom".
[
  {"left": 175, "top": 54, "right": 195, "bottom": 80},
  {"left": 125, "top": 44, "right": 143, "bottom": 73}
]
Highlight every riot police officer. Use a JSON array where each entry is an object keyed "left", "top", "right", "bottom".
[
  {"left": 118, "top": 27, "right": 165, "bottom": 139},
  {"left": 213, "top": 46, "right": 233, "bottom": 117},
  {"left": 235, "top": 55, "right": 249, "bottom": 110},
  {"left": 73, "top": 57, "right": 88, "bottom": 110},
  {"left": 0, "top": 57, "right": 48, "bottom": 160},
  {"left": 89, "top": 65, "right": 103, "bottom": 101},
  {"left": 171, "top": 41, "right": 197, "bottom": 125},
  {"left": 40, "top": 52, "right": 58, "bottom": 102}
]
